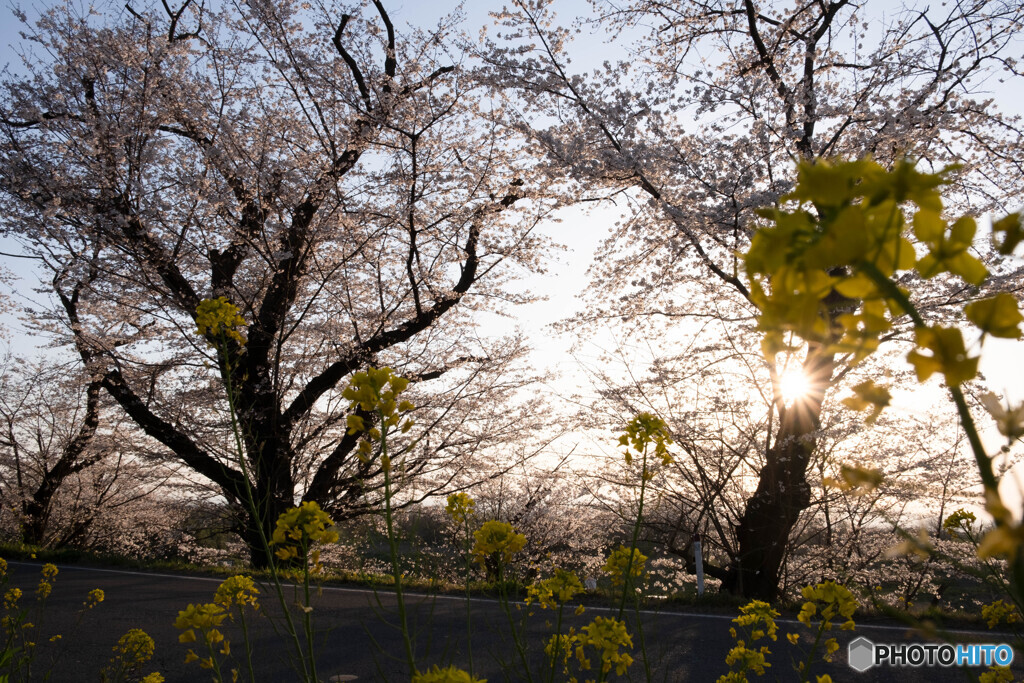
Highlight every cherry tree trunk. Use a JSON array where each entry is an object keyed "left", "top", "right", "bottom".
[
  {"left": 723, "top": 352, "right": 832, "bottom": 600},
  {"left": 726, "top": 436, "right": 814, "bottom": 600}
]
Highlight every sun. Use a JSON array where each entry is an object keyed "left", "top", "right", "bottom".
[{"left": 778, "top": 369, "right": 811, "bottom": 404}]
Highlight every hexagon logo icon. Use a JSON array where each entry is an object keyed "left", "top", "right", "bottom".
[{"left": 848, "top": 636, "right": 875, "bottom": 673}]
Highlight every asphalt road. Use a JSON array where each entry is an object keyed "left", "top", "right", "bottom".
[{"left": 2, "top": 559, "right": 1019, "bottom": 682}]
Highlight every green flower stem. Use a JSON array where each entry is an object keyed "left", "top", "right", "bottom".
[
  {"left": 861, "top": 261, "right": 1024, "bottom": 599},
  {"left": 202, "top": 632, "right": 226, "bottom": 683},
  {"left": 798, "top": 623, "right": 826, "bottom": 683},
  {"left": 863, "top": 253, "right": 1024, "bottom": 604},
  {"left": 617, "top": 443, "right": 647, "bottom": 619},
  {"left": 859, "top": 261, "right": 995, "bottom": 490},
  {"left": 633, "top": 590, "right": 652, "bottom": 683},
  {"left": 302, "top": 556, "right": 318, "bottom": 683},
  {"left": 546, "top": 603, "right": 565, "bottom": 683},
  {"left": 463, "top": 517, "right": 474, "bottom": 675},
  {"left": 217, "top": 335, "right": 312, "bottom": 682},
  {"left": 379, "top": 413, "right": 417, "bottom": 678},
  {"left": 237, "top": 606, "right": 257, "bottom": 683},
  {"left": 497, "top": 568, "right": 534, "bottom": 683},
  {"left": 618, "top": 439, "right": 652, "bottom": 682}
]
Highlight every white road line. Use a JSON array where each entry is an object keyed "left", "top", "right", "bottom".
[{"left": 5, "top": 560, "right": 1008, "bottom": 637}]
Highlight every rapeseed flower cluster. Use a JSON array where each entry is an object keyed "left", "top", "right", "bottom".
[
  {"left": 797, "top": 581, "right": 857, "bottom": 633},
  {"left": 545, "top": 631, "right": 577, "bottom": 667},
  {"left": 574, "top": 616, "right": 634, "bottom": 677},
  {"left": 472, "top": 520, "right": 526, "bottom": 570},
  {"left": 411, "top": 664, "right": 487, "bottom": 682},
  {"left": 195, "top": 297, "right": 247, "bottom": 346},
  {"left": 445, "top": 493, "right": 476, "bottom": 525},
  {"left": 104, "top": 627, "right": 160, "bottom": 682},
  {"left": 729, "top": 600, "right": 778, "bottom": 643},
  {"left": 982, "top": 599, "right": 1021, "bottom": 629},
  {"left": 84, "top": 588, "right": 105, "bottom": 609},
  {"left": 787, "top": 580, "right": 857, "bottom": 669},
  {"left": 214, "top": 575, "right": 260, "bottom": 611},
  {"left": 36, "top": 563, "right": 58, "bottom": 600},
  {"left": 603, "top": 545, "right": 647, "bottom": 587},
  {"left": 618, "top": 412, "right": 673, "bottom": 470},
  {"left": 174, "top": 602, "right": 229, "bottom": 669},
  {"left": 979, "top": 666, "right": 1015, "bottom": 683},
  {"left": 526, "top": 569, "right": 584, "bottom": 610},
  {"left": 111, "top": 628, "right": 156, "bottom": 664},
  {"left": 719, "top": 642, "right": 771, "bottom": 681},
  {"left": 4, "top": 587, "right": 22, "bottom": 610},
  {"left": 271, "top": 500, "right": 339, "bottom": 568},
  {"left": 719, "top": 599, "right": 779, "bottom": 681},
  {"left": 343, "top": 367, "right": 415, "bottom": 467},
  {"left": 942, "top": 508, "right": 977, "bottom": 539},
  {"left": 744, "top": 158, "right": 1007, "bottom": 385}
]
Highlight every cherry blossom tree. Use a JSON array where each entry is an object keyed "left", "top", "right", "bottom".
[
  {"left": 479, "top": 0, "right": 1024, "bottom": 598},
  {"left": 0, "top": 0, "right": 554, "bottom": 564},
  {"left": 0, "top": 357, "right": 103, "bottom": 545},
  {"left": 0, "top": 355, "right": 183, "bottom": 549}
]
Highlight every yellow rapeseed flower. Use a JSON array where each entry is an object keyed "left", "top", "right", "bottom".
[
  {"left": 84, "top": 588, "right": 105, "bottom": 609},
  {"left": 214, "top": 575, "right": 260, "bottom": 611},
  {"left": 733, "top": 600, "right": 779, "bottom": 642},
  {"left": 4, "top": 588, "right": 22, "bottom": 610},
  {"left": 982, "top": 600, "right": 1022, "bottom": 629},
  {"left": 445, "top": 493, "right": 476, "bottom": 526},
  {"left": 545, "top": 631, "right": 578, "bottom": 668},
  {"left": 723, "top": 641, "right": 771, "bottom": 677},
  {"left": 112, "top": 628, "right": 156, "bottom": 666},
  {"left": 271, "top": 501, "right": 339, "bottom": 567},
  {"left": 799, "top": 581, "right": 857, "bottom": 631},
  {"left": 526, "top": 569, "right": 585, "bottom": 609},
  {"left": 343, "top": 368, "right": 414, "bottom": 426},
  {"left": 173, "top": 602, "right": 228, "bottom": 649},
  {"left": 411, "top": 665, "right": 487, "bottom": 682},
  {"left": 576, "top": 616, "right": 634, "bottom": 676},
  {"left": 472, "top": 520, "right": 526, "bottom": 569},
  {"left": 603, "top": 546, "right": 647, "bottom": 587},
  {"left": 824, "top": 638, "right": 839, "bottom": 662},
  {"left": 35, "top": 564, "right": 58, "bottom": 599},
  {"left": 979, "top": 666, "right": 1015, "bottom": 683},
  {"left": 618, "top": 412, "right": 673, "bottom": 468},
  {"left": 195, "top": 297, "right": 247, "bottom": 346},
  {"left": 943, "top": 508, "right": 977, "bottom": 539}
]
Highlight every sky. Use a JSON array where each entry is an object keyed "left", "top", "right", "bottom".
[{"left": 1, "top": 0, "right": 1022, "bottom": 453}]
